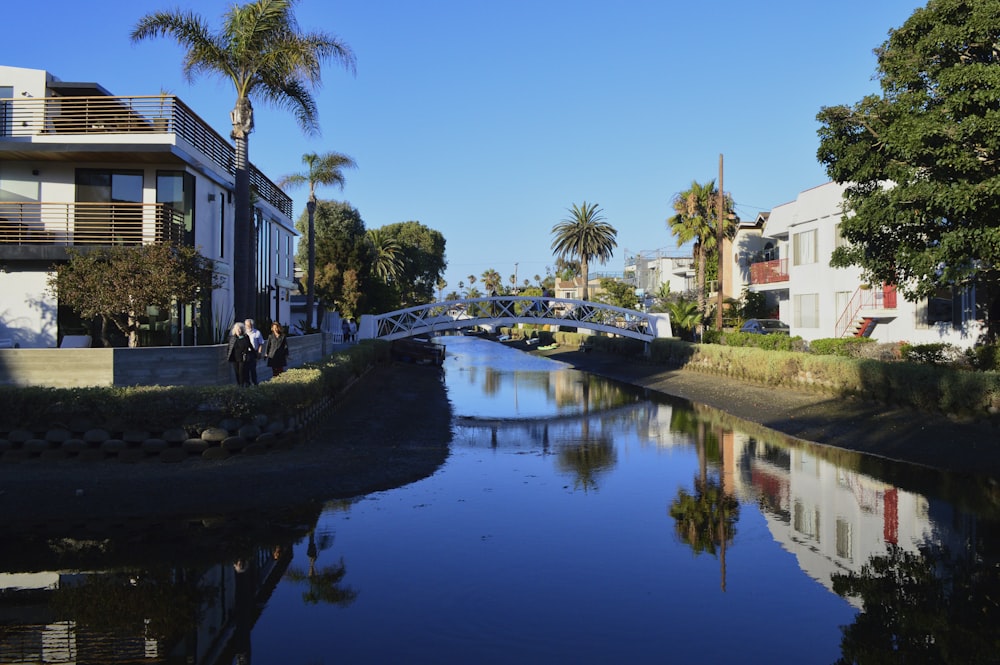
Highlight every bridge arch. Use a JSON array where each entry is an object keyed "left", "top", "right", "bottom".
[{"left": 358, "top": 296, "right": 671, "bottom": 342}]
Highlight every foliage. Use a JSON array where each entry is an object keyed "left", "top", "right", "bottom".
[
  {"left": 280, "top": 151, "right": 357, "bottom": 328},
  {"left": 720, "top": 331, "right": 804, "bottom": 352},
  {"left": 374, "top": 221, "right": 447, "bottom": 308},
  {"left": 815, "top": 0, "right": 1000, "bottom": 341},
  {"left": 367, "top": 228, "right": 403, "bottom": 283},
  {"left": 667, "top": 299, "right": 701, "bottom": 341},
  {"left": 132, "top": 0, "right": 356, "bottom": 320},
  {"left": 49, "top": 245, "right": 219, "bottom": 347},
  {"left": 667, "top": 180, "right": 736, "bottom": 319},
  {"left": 551, "top": 202, "right": 618, "bottom": 300},
  {"left": 301, "top": 200, "right": 373, "bottom": 317},
  {"left": 968, "top": 344, "right": 1000, "bottom": 371},
  {"left": 832, "top": 542, "right": 1000, "bottom": 665},
  {"left": 899, "top": 342, "right": 955, "bottom": 365},
  {"left": 729, "top": 287, "right": 770, "bottom": 322},
  {"left": 596, "top": 278, "right": 638, "bottom": 309},
  {"left": 808, "top": 337, "right": 876, "bottom": 357}
]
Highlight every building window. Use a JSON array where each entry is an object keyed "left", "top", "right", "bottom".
[
  {"left": 793, "top": 229, "right": 817, "bottom": 265},
  {"left": 834, "top": 223, "right": 848, "bottom": 250},
  {"left": 794, "top": 293, "right": 819, "bottom": 327},
  {"left": 835, "top": 519, "right": 853, "bottom": 561},
  {"left": 156, "top": 171, "right": 195, "bottom": 245},
  {"left": 75, "top": 169, "right": 143, "bottom": 244}
]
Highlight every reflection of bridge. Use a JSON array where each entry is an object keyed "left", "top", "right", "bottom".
[{"left": 358, "top": 296, "right": 671, "bottom": 342}]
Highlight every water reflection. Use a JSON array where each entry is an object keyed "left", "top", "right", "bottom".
[{"left": 1, "top": 338, "right": 998, "bottom": 663}]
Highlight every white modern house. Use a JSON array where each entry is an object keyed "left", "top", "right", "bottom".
[
  {"left": 623, "top": 248, "right": 695, "bottom": 301},
  {"left": 0, "top": 65, "right": 298, "bottom": 348},
  {"left": 737, "top": 181, "right": 984, "bottom": 347}
]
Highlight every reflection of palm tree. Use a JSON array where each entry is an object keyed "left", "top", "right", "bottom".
[
  {"left": 668, "top": 424, "right": 740, "bottom": 590},
  {"left": 285, "top": 530, "right": 358, "bottom": 606}
]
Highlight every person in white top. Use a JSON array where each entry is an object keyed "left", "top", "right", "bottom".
[{"left": 244, "top": 318, "right": 265, "bottom": 385}]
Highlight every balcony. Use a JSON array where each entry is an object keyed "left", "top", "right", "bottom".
[
  {"left": 749, "top": 258, "right": 789, "bottom": 285},
  {"left": 1, "top": 95, "right": 292, "bottom": 218},
  {"left": 0, "top": 202, "right": 184, "bottom": 250}
]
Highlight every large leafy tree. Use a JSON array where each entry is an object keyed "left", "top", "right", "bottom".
[
  {"left": 550, "top": 202, "right": 618, "bottom": 300},
  {"left": 132, "top": 0, "right": 355, "bottom": 321},
  {"left": 667, "top": 180, "right": 735, "bottom": 322},
  {"left": 816, "top": 0, "right": 1000, "bottom": 341},
  {"left": 49, "top": 245, "right": 220, "bottom": 348},
  {"left": 376, "top": 221, "right": 447, "bottom": 308},
  {"left": 302, "top": 200, "right": 372, "bottom": 321},
  {"left": 279, "top": 151, "right": 357, "bottom": 330}
]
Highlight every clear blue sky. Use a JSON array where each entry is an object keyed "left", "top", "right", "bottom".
[{"left": 4, "top": 0, "right": 922, "bottom": 293}]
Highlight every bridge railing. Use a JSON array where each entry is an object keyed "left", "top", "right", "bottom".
[{"left": 360, "top": 296, "right": 672, "bottom": 342}]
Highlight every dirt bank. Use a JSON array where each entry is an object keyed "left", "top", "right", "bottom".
[{"left": 541, "top": 346, "right": 1000, "bottom": 478}]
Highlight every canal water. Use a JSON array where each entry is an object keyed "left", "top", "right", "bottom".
[{"left": 1, "top": 336, "right": 998, "bottom": 664}]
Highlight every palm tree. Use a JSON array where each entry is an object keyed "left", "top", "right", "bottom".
[
  {"left": 667, "top": 180, "right": 735, "bottom": 325},
  {"left": 551, "top": 202, "right": 617, "bottom": 300},
  {"left": 279, "top": 151, "right": 357, "bottom": 329},
  {"left": 367, "top": 228, "right": 403, "bottom": 283},
  {"left": 481, "top": 268, "right": 502, "bottom": 295},
  {"left": 132, "top": 0, "right": 356, "bottom": 321}
]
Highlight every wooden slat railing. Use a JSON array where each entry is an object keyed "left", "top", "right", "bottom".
[
  {"left": 0, "top": 202, "right": 184, "bottom": 245},
  {"left": 1, "top": 96, "right": 292, "bottom": 218}
]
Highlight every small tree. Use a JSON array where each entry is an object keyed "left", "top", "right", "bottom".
[
  {"left": 49, "top": 245, "right": 219, "bottom": 347},
  {"left": 598, "top": 278, "right": 638, "bottom": 309}
]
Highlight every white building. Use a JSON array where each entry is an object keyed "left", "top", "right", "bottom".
[
  {"left": 0, "top": 66, "right": 298, "bottom": 348},
  {"left": 623, "top": 248, "right": 695, "bottom": 300},
  {"left": 737, "top": 181, "right": 984, "bottom": 346}
]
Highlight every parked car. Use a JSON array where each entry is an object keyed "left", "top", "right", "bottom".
[{"left": 740, "top": 318, "right": 790, "bottom": 335}]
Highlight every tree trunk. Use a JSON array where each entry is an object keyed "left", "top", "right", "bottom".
[
  {"left": 581, "top": 259, "right": 590, "bottom": 300},
  {"left": 306, "top": 199, "right": 316, "bottom": 330},
  {"left": 696, "top": 244, "right": 707, "bottom": 335},
  {"left": 231, "top": 97, "right": 254, "bottom": 325}
]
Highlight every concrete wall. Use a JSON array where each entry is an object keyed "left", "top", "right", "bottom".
[{"left": 0, "top": 333, "right": 335, "bottom": 388}]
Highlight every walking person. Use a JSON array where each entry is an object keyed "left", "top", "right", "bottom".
[
  {"left": 264, "top": 321, "right": 290, "bottom": 378},
  {"left": 348, "top": 317, "right": 357, "bottom": 343},
  {"left": 341, "top": 317, "right": 350, "bottom": 344},
  {"left": 244, "top": 318, "right": 264, "bottom": 385},
  {"left": 226, "top": 322, "right": 253, "bottom": 387}
]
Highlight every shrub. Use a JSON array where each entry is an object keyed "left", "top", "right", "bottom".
[
  {"left": 900, "top": 342, "right": 952, "bottom": 365},
  {"left": 809, "top": 337, "right": 875, "bottom": 357}
]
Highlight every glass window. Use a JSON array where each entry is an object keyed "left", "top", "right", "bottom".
[
  {"left": 156, "top": 171, "right": 195, "bottom": 245},
  {"left": 75, "top": 169, "right": 143, "bottom": 244},
  {"left": 793, "top": 229, "right": 817, "bottom": 265},
  {"left": 794, "top": 293, "right": 819, "bottom": 328}
]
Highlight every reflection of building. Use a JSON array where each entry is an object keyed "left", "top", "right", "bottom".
[
  {"left": 0, "top": 545, "right": 290, "bottom": 663},
  {"left": 0, "top": 66, "right": 297, "bottom": 348},
  {"left": 727, "top": 433, "right": 938, "bottom": 604}
]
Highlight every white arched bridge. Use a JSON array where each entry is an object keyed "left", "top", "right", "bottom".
[{"left": 358, "top": 296, "right": 671, "bottom": 342}]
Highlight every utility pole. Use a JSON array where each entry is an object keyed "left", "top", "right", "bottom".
[{"left": 716, "top": 154, "right": 725, "bottom": 331}]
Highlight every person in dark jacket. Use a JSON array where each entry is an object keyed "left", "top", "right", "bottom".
[
  {"left": 226, "top": 322, "right": 253, "bottom": 387},
  {"left": 264, "top": 321, "right": 290, "bottom": 378}
]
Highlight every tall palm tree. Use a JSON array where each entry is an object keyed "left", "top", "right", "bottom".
[
  {"left": 667, "top": 180, "right": 735, "bottom": 324},
  {"left": 132, "top": 0, "right": 355, "bottom": 321},
  {"left": 367, "top": 228, "right": 403, "bottom": 283},
  {"left": 550, "top": 202, "right": 617, "bottom": 300},
  {"left": 279, "top": 152, "right": 357, "bottom": 329},
  {"left": 481, "top": 268, "right": 502, "bottom": 295}
]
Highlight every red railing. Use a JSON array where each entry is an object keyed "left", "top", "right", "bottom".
[
  {"left": 835, "top": 284, "right": 897, "bottom": 338},
  {"left": 749, "top": 258, "right": 789, "bottom": 284}
]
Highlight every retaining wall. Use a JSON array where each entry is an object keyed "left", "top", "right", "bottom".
[{"left": 0, "top": 333, "right": 338, "bottom": 388}]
